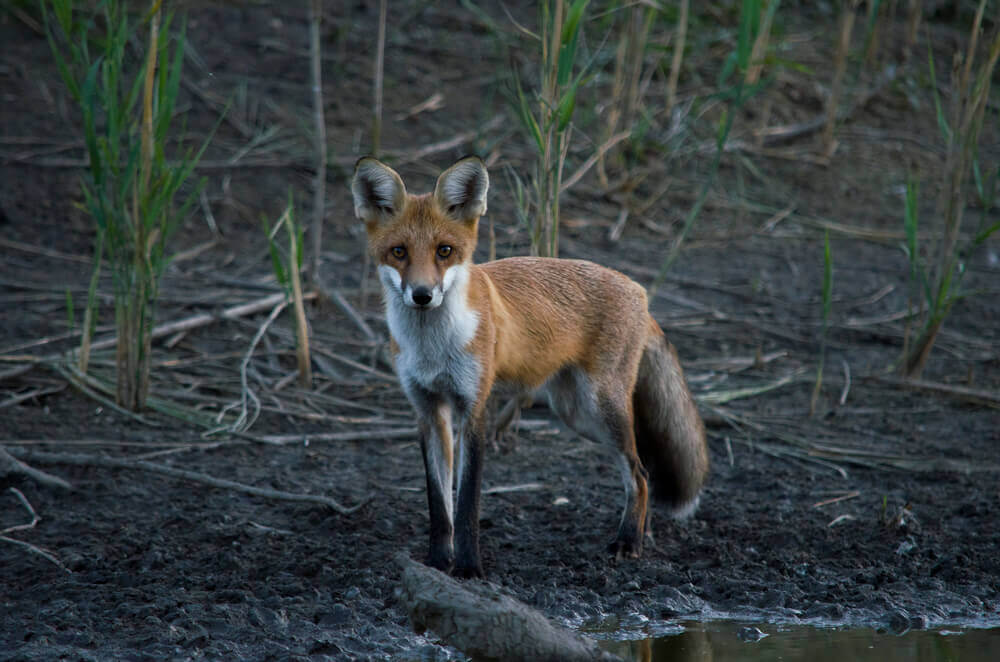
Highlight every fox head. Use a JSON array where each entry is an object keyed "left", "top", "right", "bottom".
[{"left": 352, "top": 156, "right": 488, "bottom": 310}]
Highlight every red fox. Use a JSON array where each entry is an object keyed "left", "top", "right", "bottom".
[{"left": 352, "top": 155, "right": 708, "bottom": 578}]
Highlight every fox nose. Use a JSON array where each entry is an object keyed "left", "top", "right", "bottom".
[{"left": 411, "top": 287, "right": 433, "bottom": 306}]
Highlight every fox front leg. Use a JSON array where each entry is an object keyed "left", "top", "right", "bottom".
[
  {"left": 452, "top": 414, "right": 486, "bottom": 578},
  {"left": 417, "top": 403, "right": 455, "bottom": 573}
]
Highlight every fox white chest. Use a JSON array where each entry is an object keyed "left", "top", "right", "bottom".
[{"left": 384, "top": 283, "right": 481, "bottom": 409}]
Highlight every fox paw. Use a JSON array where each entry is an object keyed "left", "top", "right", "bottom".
[
  {"left": 425, "top": 551, "right": 454, "bottom": 574},
  {"left": 452, "top": 563, "right": 484, "bottom": 579},
  {"left": 608, "top": 538, "right": 642, "bottom": 560}
]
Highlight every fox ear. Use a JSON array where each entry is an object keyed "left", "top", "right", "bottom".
[
  {"left": 434, "top": 155, "right": 488, "bottom": 222},
  {"left": 352, "top": 157, "right": 407, "bottom": 226}
]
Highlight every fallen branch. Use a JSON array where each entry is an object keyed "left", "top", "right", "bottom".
[
  {"left": 560, "top": 130, "right": 632, "bottom": 194},
  {"left": 8, "top": 448, "right": 368, "bottom": 515},
  {"left": 0, "top": 385, "right": 65, "bottom": 409},
  {"left": 87, "top": 291, "right": 316, "bottom": 356},
  {"left": 53, "top": 363, "right": 162, "bottom": 427},
  {"left": 812, "top": 490, "right": 861, "bottom": 509},
  {"left": 872, "top": 375, "right": 1000, "bottom": 408},
  {"left": 0, "top": 534, "right": 70, "bottom": 572},
  {"left": 326, "top": 287, "right": 376, "bottom": 342},
  {"left": 397, "top": 554, "right": 621, "bottom": 662},
  {"left": 0, "top": 487, "right": 71, "bottom": 573},
  {"left": 0, "top": 364, "right": 33, "bottom": 381},
  {"left": 0, "top": 446, "right": 73, "bottom": 490},
  {"left": 755, "top": 63, "right": 899, "bottom": 148},
  {"left": 313, "top": 347, "right": 397, "bottom": 382},
  {"left": 259, "top": 427, "right": 417, "bottom": 444},
  {"left": 1, "top": 487, "right": 41, "bottom": 535},
  {"left": 392, "top": 115, "right": 505, "bottom": 165},
  {"left": 0, "top": 291, "right": 316, "bottom": 365},
  {"left": 696, "top": 370, "right": 803, "bottom": 405},
  {"left": 483, "top": 482, "right": 545, "bottom": 495}
]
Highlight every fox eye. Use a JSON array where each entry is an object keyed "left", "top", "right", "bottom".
[
  {"left": 391, "top": 246, "right": 407, "bottom": 259},
  {"left": 437, "top": 245, "right": 453, "bottom": 258}
]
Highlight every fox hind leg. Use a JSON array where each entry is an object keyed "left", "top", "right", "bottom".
[
  {"left": 545, "top": 368, "right": 650, "bottom": 558},
  {"left": 603, "top": 396, "right": 649, "bottom": 559}
]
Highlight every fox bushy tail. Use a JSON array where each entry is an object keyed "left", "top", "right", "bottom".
[{"left": 633, "top": 318, "right": 709, "bottom": 516}]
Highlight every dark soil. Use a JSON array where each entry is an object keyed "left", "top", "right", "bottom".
[{"left": 2, "top": 3, "right": 999, "bottom": 661}]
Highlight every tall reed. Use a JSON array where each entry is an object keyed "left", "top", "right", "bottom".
[
  {"left": 512, "top": 0, "right": 589, "bottom": 258},
  {"left": 265, "top": 195, "right": 312, "bottom": 389},
  {"left": 664, "top": 0, "right": 689, "bottom": 118},
  {"left": 308, "top": 0, "right": 326, "bottom": 284},
  {"left": 651, "top": 0, "right": 776, "bottom": 292},
  {"left": 597, "top": 1, "right": 655, "bottom": 189},
  {"left": 371, "top": 0, "right": 387, "bottom": 157},
  {"left": 45, "top": 0, "right": 209, "bottom": 411},
  {"left": 900, "top": 6, "right": 1000, "bottom": 377},
  {"left": 823, "top": 0, "right": 858, "bottom": 156},
  {"left": 810, "top": 231, "right": 833, "bottom": 417}
]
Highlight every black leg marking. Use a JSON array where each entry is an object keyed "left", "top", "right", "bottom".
[
  {"left": 599, "top": 396, "right": 649, "bottom": 560},
  {"left": 418, "top": 411, "right": 454, "bottom": 572},
  {"left": 453, "top": 417, "right": 486, "bottom": 578}
]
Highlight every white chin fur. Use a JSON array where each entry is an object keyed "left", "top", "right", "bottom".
[{"left": 380, "top": 264, "right": 468, "bottom": 310}]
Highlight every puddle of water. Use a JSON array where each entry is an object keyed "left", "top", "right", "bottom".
[{"left": 594, "top": 621, "right": 1000, "bottom": 662}]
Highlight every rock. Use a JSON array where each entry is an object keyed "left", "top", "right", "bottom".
[{"left": 397, "top": 554, "right": 622, "bottom": 662}]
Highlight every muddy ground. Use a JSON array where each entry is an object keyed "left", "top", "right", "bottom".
[{"left": 1, "top": 3, "right": 999, "bottom": 661}]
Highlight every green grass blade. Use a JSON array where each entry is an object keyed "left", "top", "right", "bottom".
[
  {"left": 737, "top": 0, "right": 759, "bottom": 72},
  {"left": 268, "top": 232, "right": 289, "bottom": 291},
  {"left": 718, "top": 50, "right": 738, "bottom": 87},
  {"left": 556, "top": 80, "right": 578, "bottom": 131},
  {"left": 65, "top": 288, "right": 75, "bottom": 331},
  {"left": 516, "top": 81, "right": 544, "bottom": 152},
  {"left": 821, "top": 229, "right": 833, "bottom": 324},
  {"left": 972, "top": 220, "right": 1000, "bottom": 246},
  {"left": 903, "top": 178, "right": 919, "bottom": 281},
  {"left": 80, "top": 59, "right": 104, "bottom": 182},
  {"left": 557, "top": 0, "right": 587, "bottom": 86},
  {"left": 156, "top": 16, "right": 185, "bottom": 142},
  {"left": 927, "top": 44, "right": 951, "bottom": 142},
  {"left": 285, "top": 189, "right": 304, "bottom": 271},
  {"left": 561, "top": 0, "right": 588, "bottom": 45}
]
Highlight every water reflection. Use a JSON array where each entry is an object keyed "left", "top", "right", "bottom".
[{"left": 597, "top": 621, "right": 1000, "bottom": 662}]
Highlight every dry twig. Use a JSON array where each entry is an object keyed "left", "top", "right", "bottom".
[
  {"left": 8, "top": 448, "right": 368, "bottom": 515},
  {"left": 839, "top": 359, "right": 851, "bottom": 405},
  {"left": 231, "top": 300, "right": 288, "bottom": 434},
  {"left": 665, "top": 0, "right": 689, "bottom": 117},
  {"left": 372, "top": 0, "right": 387, "bottom": 155},
  {"left": 0, "top": 445, "right": 73, "bottom": 490},
  {"left": 308, "top": 0, "right": 327, "bottom": 284},
  {"left": 873, "top": 376, "right": 1000, "bottom": 408},
  {"left": 812, "top": 491, "right": 860, "bottom": 508},
  {"left": 823, "top": 1, "right": 858, "bottom": 156},
  {"left": 259, "top": 427, "right": 418, "bottom": 445},
  {"left": 0, "top": 486, "right": 70, "bottom": 573},
  {"left": 328, "top": 288, "right": 376, "bottom": 342}
]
